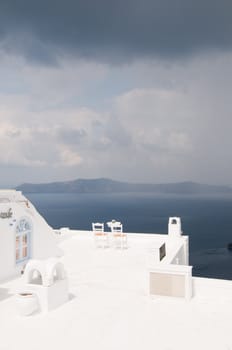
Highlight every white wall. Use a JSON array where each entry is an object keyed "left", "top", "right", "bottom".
[
  {"left": 0, "top": 192, "right": 62, "bottom": 282},
  {"left": 170, "top": 245, "right": 186, "bottom": 265},
  {"left": 0, "top": 225, "right": 16, "bottom": 281},
  {"left": 193, "top": 277, "right": 232, "bottom": 300},
  {"left": 30, "top": 202, "right": 62, "bottom": 259},
  {"left": 164, "top": 236, "right": 189, "bottom": 266},
  {"left": 149, "top": 264, "right": 193, "bottom": 300}
]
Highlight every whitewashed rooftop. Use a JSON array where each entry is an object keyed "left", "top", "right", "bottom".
[{"left": 0, "top": 230, "right": 232, "bottom": 350}]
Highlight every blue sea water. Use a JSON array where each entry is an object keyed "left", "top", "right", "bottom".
[{"left": 27, "top": 192, "right": 232, "bottom": 280}]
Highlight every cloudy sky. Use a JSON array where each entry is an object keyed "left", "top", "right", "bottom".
[{"left": 0, "top": 0, "right": 232, "bottom": 186}]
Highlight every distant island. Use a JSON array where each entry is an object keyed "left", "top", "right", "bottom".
[{"left": 16, "top": 178, "right": 232, "bottom": 195}]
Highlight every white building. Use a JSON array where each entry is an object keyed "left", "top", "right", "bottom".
[{"left": 0, "top": 190, "right": 61, "bottom": 281}]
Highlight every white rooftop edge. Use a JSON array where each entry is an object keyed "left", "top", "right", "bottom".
[{"left": 0, "top": 190, "right": 231, "bottom": 350}]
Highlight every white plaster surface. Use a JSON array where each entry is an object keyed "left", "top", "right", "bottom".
[
  {"left": 0, "top": 190, "right": 61, "bottom": 281},
  {"left": 0, "top": 231, "right": 232, "bottom": 350}
]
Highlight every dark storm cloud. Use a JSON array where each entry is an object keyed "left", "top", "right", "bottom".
[{"left": 0, "top": 0, "right": 232, "bottom": 62}]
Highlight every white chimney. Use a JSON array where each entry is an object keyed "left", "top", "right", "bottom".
[{"left": 168, "top": 217, "right": 182, "bottom": 238}]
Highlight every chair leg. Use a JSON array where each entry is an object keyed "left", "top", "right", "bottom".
[{"left": 122, "top": 235, "right": 127, "bottom": 249}]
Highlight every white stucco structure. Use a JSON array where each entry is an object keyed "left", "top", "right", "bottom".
[
  {"left": 16, "top": 258, "right": 69, "bottom": 313},
  {"left": 0, "top": 194, "right": 232, "bottom": 349},
  {"left": 0, "top": 190, "right": 61, "bottom": 282},
  {"left": 168, "top": 216, "right": 182, "bottom": 238}
]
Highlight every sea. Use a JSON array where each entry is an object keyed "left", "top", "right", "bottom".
[{"left": 27, "top": 192, "right": 232, "bottom": 280}]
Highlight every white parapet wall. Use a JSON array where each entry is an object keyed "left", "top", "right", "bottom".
[
  {"left": 193, "top": 276, "right": 232, "bottom": 300},
  {"left": 149, "top": 264, "right": 193, "bottom": 300},
  {"left": 169, "top": 238, "right": 189, "bottom": 266}
]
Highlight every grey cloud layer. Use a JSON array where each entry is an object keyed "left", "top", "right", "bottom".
[
  {"left": 0, "top": 52, "right": 232, "bottom": 186},
  {"left": 1, "top": 0, "right": 232, "bottom": 62},
  {"left": 0, "top": 1, "right": 231, "bottom": 186}
]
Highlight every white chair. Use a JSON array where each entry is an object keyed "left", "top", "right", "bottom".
[
  {"left": 111, "top": 223, "right": 127, "bottom": 249},
  {"left": 92, "top": 222, "right": 109, "bottom": 248}
]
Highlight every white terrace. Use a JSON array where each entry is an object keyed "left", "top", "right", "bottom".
[{"left": 0, "top": 227, "right": 232, "bottom": 350}]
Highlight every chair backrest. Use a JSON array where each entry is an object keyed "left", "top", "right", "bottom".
[
  {"left": 111, "top": 223, "right": 123, "bottom": 233},
  {"left": 92, "top": 222, "right": 104, "bottom": 232}
]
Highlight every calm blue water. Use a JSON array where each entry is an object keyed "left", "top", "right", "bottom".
[{"left": 27, "top": 192, "right": 232, "bottom": 280}]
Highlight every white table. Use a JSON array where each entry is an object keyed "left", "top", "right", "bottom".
[{"left": 107, "top": 221, "right": 121, "bottom": 230}]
